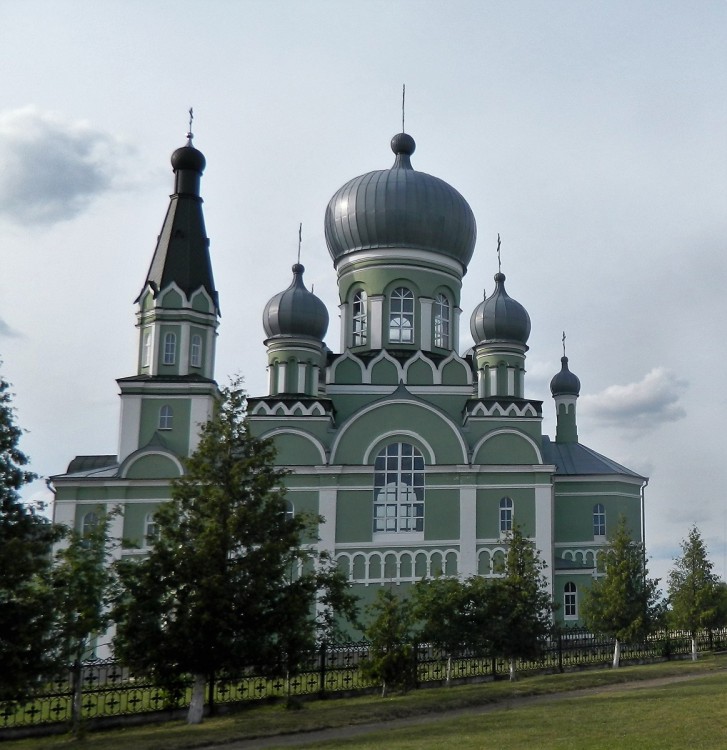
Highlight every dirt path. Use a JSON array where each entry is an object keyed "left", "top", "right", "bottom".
[{"left": 211, "top": 671, "right": 723, "bottom": 750}]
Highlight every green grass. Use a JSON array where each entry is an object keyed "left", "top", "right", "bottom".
[{"left": 4, "top": 655, "right": 726, "bottom": 750}]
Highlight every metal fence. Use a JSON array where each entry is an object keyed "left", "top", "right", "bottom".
[{"left": 3, "top": 627, "right": 726, "bottom": 731}]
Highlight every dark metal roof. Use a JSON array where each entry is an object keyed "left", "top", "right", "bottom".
[
  {"left": 116, "top": 374, "right": 217, "bottom": 384},
  {"left": 263, "top": 264, "right": 329, "bottom": 341},
  {"left": 470, "top": 272, "right": 531, "bottom": 345},
  {"left": 324, "top": 133, "right": 477, "bottom": 270},
  {"left": 136, "top": 141, "right": 219, "bottom": 312},
  {"left": 65, "top": 455, "right": 118, "bottom": 474},
  {"left": 542, "top": 436, "right": 645, "bottom": 479}
]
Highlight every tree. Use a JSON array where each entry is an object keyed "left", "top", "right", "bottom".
[
  {"left": 488, "top": 526, "right": 554, "bottom": 680},
  {"left": 411, "top": 576, "right": 494, "bottom": 686},
  {"left": 667, "top": 526, "right": 719, "bottom": 660},
  {"left": 112, "top": 380, "right": 354, "bottom": 724},
  {"left": 0, "top": 368, "right": 63, "bottom": 703},
  {"left": 362, "top": 588, "right": 416, "bottom": 697},
  {"left": 582, "top": 516, "right": 660, "bottom": 668},
  {"left": 51, "top": 508, "right": 119, "bottom": 734}
]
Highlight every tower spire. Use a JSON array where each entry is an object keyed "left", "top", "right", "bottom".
[{"left": 186, "top": 107, "right": 194, "bottom": 144}]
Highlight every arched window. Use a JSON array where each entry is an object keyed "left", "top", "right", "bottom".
[
  {"left": 564, "top": 582, "right": 577, "bottom": 619},
  {"left": 434, "top": 293, "right": 451, "bottom": 348},
  {"left": 190, "top": 334, "right": 202, "bottom": 368},
  {"left": 593, "top": 503, "right": 606, "bottom": 537},
  {"left": 159, "top": 405, "right": 173, "bottom": 430},
  {"left": 82, "top": 511, "right": 98, "bottom": 536},
  {"left": 144, "top": 513, "right": 158, "bottom": 545},
  {"left": 163, "top": 332, "right": 176, "bottom": 365},
  {"left": 352, "top": 291, "right": 368, "bottom": 346},
  {"left": 142, "top": 331, "right": 152, "bottom": 367},
  {"left": 499, "top": 497, "right": 513, "bottom": 534},
  {"left": 389, "top": 287, "right": 414, "bottom": 344},
  {"left": 373, "top": 443, "right": 424, "bottom": 533},
  {"left": 284, "top": 499, "right": 294, "bottom": 522}
]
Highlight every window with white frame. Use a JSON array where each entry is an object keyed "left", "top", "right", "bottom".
[
  {"left": 433, "top": 293, "right": 451, "bottom": 348},
  {"left": 352, "top": 290, "right": 368, "bottom": 346},
  {"left": 190, "top": 334, "right": 202, "bottom": 367},
  {"left": 284, "top": 499, "right": 294, "bottom": 522},
  {"left": 564, "top": 581, "right": 577, "bottom": 619},
  {"left": 159, "top": 404, "right": 173, "bottom": 430},
  {"left": 144, "top": 513, "right": 158, "bottom": 545},
  {"left": 499, "top": 497, "right": 513, "bottom": 534},
  {"left": 163, "top": 332, "right": 176, "bottom": 365},
  {"left": 389, "top": 287, "right": 414, "bottom": 344},
  {"left": 373, "top": 443, "right": 424, "bottom": 533},
  {"left": 82, "top": 511, "right": 99, "bottom": 536},
  {"left": 142, "top": 331, "right": 152, "bottom": 367},
  {"left": 593, "top": 503, "right": 606, "bottom": 537}
]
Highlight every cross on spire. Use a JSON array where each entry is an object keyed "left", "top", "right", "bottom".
[
  {"left": 562, "top": 331, "right": 567, "bottom": 357},
  {"left": 402, "top": 84, "right": 406, "bottom": 133},
  {"left": 186, "top": 107, "right": 194, "bottom": 143},
  {"left": 297, "top": 222, "right": 302, "bottom": 264},
  {"left": 497, "top": 233, "right": 502, "bottom": 273}
]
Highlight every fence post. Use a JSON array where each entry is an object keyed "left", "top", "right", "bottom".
[
  {"left": 207, "top": 671, "right": 215, "bottom": 716},
  {"left": 557, "top": 627, "right": 564, "bottom": 674},
  {"left": 412, "top": 641, "right": 419, "bottom": 690},
  {"left": 318, "top": 641, "right": 327, "bottom": 698}
]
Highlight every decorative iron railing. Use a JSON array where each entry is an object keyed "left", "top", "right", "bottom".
[{"left": 2, "top": 627, "right": 725, "bottom": 731}]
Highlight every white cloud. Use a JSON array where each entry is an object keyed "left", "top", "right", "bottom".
[
  {"left": 580, "top": 367, "right": 688, "bottom": 432},
  {"left": 0, "top": 107, "right": 125, "bottom": 226},
  {"left": 0, "top": 317, "right": 20, "bottom": 338}
]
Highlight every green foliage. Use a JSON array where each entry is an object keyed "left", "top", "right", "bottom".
[
  {"left": 113, "top": 379, "right": 355, "bottom": 692},
  {"left": 52, "top": 508, "right": 119, "bottom": 663},
  {"left": 488, "top": 526, "right": 554, "bottom": 667},
  {"left": 582, "top": 516, "right": 660, "bottom": 644},
  {"left": 667, "top": 526, "right": 720, "bottom": 635},
  {"left": 362, "top": 588, "right": 417, "bottom": 696},
  {"left": 0, "top": 369, "right": 63, "bottom": 702}
]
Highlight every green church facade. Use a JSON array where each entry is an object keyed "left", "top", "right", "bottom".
[{"left": 52, "top": 127, "right": 646, "bottom": 653}]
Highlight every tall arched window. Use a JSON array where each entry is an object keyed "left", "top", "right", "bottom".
[
  {"left": 190, "top": 334, "right": 202, "bottom": 368},
  {"left": 564, "top": 582, "right": 577, "bottom": 619},
  {"left": 389, "top": 287, "right": 414, "bottom": 344},
  {"left": 163, "top": 332, "right": 176, "bottom": 365},
  {"left": 373, "top": 443, "right": 424, "bottom": 533},
  {"left": 144, "top": 513, "right": 158, "bottom": 545},
  {"left": 593, "top": 503, "right": 606, "bottom": 537},
  {"left": 352, "top": 291, "right": 368, "bottom": 346},
  {"left": 434, "top": 293, "right": 451, "bottom": 348},
  {"left": 159, "top": 404, "right": 173, "bottom": 430},
  {"left": 499, "top": 497, "right": 513, "bottom": 534},
  {"left": 142, "top": 331, "right": 152, "bottom": 367}
]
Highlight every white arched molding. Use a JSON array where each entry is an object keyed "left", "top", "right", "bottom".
[
  {"left": 118, "top": 449, "right": 185, "bottom": 479},
  {"left": 327, "top": 350, "right": 365, "bottom": 385},
  {"left": 331, "top": 399, "right": 469, "bottom": 465},
  {"left": 259, "top": 428, "right": 327, "bottom": 464},
  {"left": 364, "top": 349, "right": 403, "bottom": 384},
  {"left": 471, "top": 428, "right": 544, "bottom": 464},
  {"left": 361, "top": 430, "right": 437, "bottom": 465}
]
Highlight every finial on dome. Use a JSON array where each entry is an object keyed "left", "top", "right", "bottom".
[
  {"left": 297, "top": 222, "right": 302, "bottom": 265},
  {"left": 562, "top": 330, "right": 567, "bottom": 358},
  {"left": 402, "top": 83, "right": 406, "bottom": 133},
  {"left": 186, "top": 107, "right": 194, "bottom": 144},
  {"left": 497, "top": 233, "right": 502, "bottom": 274}
]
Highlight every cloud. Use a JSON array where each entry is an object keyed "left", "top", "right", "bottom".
[
  {"left": 0, "top": 317, "right": 21, "bottom": 338},
  {"left": 0, "top": 107, "right": 124, "bottom": 226},
  {"left": 580, "top": 367, "right": 687, "bottom": 431}
]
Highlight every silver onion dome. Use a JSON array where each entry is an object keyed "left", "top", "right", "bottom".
[
  {"left": 470, "top": 272, "right": 531, "bottom": 345},
  {"left": 324, "top": 133, "right": 477, "bottom": 270},
  {"left": 550, "top": 356, "right": 581, "bottom": 396},
  {"left": 263, "top": 264, "right": 329, "bottom": 341}
]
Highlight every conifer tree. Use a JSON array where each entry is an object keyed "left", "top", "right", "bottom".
[
  {"left": 667, "top": 526, "right": 719, "bottom": 660},
  {"left": 488, "top": 526, "right": 554, "bottom": 680},
  {"left": 0, "top": 368, "right": 62, "bottom": 702},
  {"left": 582, "top": 516, "right": 660, "bottom": 667},
  {"left": 113, "top": 380, "right": 353, "bottom": 724}
]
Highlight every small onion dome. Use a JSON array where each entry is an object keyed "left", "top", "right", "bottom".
[
  {"left": 470, "top": 272, "right": 531, "bottom": 345},
  {"left": 263, "top": 264, "right": 329, "bottom": 340},
  {"left": 324, "top": 133, "right": 477, "bottom": 270},
  {"left": 171, "top": 140, "right": 206, "bottom": 173},
  {"left": 550, "top": 356, "right": 581, "bottom": 397}
]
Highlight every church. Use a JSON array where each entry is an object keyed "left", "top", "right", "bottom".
[{"left": 52, "top": 126, "right": 647, "bottom": 646}]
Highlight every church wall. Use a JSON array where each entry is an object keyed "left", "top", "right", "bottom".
[
  {"left": 475, "top": 487, "right": 536, "bottom": 538},
  {"left": 138, "top": 398, "right": 191, "bottom": 456}
]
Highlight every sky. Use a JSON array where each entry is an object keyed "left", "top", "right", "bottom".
[{"left": 1, "top": 0, "right": 726, "bottom": 586}]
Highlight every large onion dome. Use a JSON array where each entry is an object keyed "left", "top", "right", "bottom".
[
  {"left": 263, "top": 264, "right": 329, "bottom": 341},
  {"left": 470, "top": 272, "right": 531, "bottom": 345},
  {"left": 171, "top": 141, "right": 206, "bottom": 173},
  {"left": 324, "top": 133, "right": 477, "bottom": 270},
  {"left": 550, "top": 356, "right": 581, "bottom": 396}
]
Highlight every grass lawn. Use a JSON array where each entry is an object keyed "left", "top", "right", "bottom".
[{"left": 4, "top": 655, "right": 726, "bottom": 750}]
